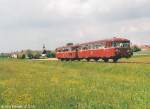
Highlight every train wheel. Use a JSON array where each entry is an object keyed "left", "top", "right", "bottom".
[
  {"left": 66, "top": 59, "right": 69, "bottom": 61},
  {"left": 94, "top": 58, "right": 99, "bottom": 62},
  {"left": 86, "top": 58, "right": 90, "bottom": 62},
  {"left": 103, "top": 58, "right": 109, "bottom": 62},
  {"left": 77, "top": 59, "right": 81, "bottom": 61},
  {"left": 113, "top": 58, "right": 118, "bottom": 63},
  {"left": 70, "top": 59, "right": 74, "bottom": 61},
  {"left": 60, "top": 59, "right": 64, "bottom": 61}
]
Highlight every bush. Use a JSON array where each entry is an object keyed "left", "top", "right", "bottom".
[
  {"left": 21, "top": 54, "right": 26, "bottom": 59},
  {"left": 33, "top": 53, "right": 41, "bottom": 59},
  {"left": 27, "top": 53, "right": 33, "bottom": 59},
  {"left": 46, "top": 51, "right": 56, "bottom": 58},
  {"left": 131, "top": 45, "right": 141, "bottom": 52}
]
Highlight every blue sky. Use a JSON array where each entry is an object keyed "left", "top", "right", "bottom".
[{"left": 0, "top": 0, "right": 150, "bottom": 52}]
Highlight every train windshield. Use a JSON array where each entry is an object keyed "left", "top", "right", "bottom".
[{"left": 112, "top": 42, "right": 130, "bottom": 47}]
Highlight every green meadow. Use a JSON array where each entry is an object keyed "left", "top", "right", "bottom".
[{"left": 0, "top": 56, "right": 150, "bottom": 109}]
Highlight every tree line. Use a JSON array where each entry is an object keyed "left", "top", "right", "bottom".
[{"left": 17, "top": 50, "right": 56, "bottom": 59}]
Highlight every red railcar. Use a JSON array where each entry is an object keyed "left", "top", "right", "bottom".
[{"left": 56, "top": 37, "right": 133, "bottom": 62}]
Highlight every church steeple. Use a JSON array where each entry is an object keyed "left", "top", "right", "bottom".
[
  {"left": 42, "top": 44, "right": 47, "bottom": 54},
  {"left": 43, "top": 44, "right": 46, "bottom": 50}
]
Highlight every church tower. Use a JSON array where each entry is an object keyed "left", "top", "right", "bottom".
[{"left": 42, "top": 44, "right": 47, "bottom": 55}]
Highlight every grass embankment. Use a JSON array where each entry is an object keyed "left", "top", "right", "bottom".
[{"left": 0, "top": 56, "right": 150, "bottom": 109}]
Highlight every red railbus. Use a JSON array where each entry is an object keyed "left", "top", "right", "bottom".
[{"left": 56, "top": 37, "right": 133, "bottom": 62}]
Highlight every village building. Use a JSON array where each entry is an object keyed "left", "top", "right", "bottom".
[
  {"left": 41, "top": 44, "right": 47, "bottom": 57},
  {"left": 11, "top": 54, "right": 18, "bottom": 58}
]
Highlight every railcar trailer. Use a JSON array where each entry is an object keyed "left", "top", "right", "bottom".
[{"left": 56, "top": 37, "right": 133, "bottom": 62}]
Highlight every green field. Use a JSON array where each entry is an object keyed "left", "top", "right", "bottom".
[{"left": 0, "top": 56, "right": 150, "bottom": 109}]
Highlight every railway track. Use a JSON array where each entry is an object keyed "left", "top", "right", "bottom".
[
  {"left": 87, "top": 61, "right": 150, "bottom": 64},
  {"left": 115, "top": 61, "right": 150, "bottom": 64},
  {"left": 33, "top": 58, "right": 150, "bottom": 64},
  {"left": 70, "top": 60, "right": 150, "bottom": 64}
]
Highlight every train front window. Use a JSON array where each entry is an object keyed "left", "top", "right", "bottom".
[{"left": 112, "top": 42, "right": 130, "bottom": 47}]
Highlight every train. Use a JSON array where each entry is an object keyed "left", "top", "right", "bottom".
[{"left": 55, "top": 37, "right": 133, "bottom": 62}]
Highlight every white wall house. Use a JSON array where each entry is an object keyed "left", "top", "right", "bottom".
[{"left": 11, "top": 54, "right": 18, "bottom": 58}]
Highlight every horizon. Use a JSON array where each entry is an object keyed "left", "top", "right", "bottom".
[
  {"left": 0, "top": 37, "right": 149, "bottom": 54},
  {"left": 0, "top": 0, "right": 150, "bottom": 53}
]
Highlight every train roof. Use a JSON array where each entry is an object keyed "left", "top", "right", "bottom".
[
  {"left": 56, "top": 45, "right": 80, "bottom": 50},
  {"left": 56, "top": 37, "right": 130, "bottom": 49},
  {"left": 80, "top": 37, "right": 130, "bottom": 45}
]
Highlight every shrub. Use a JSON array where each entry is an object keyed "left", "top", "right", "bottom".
[
  {"left": 27, "top": 53, "right": 33, "bottom": 59},
  {"left": 46, "top": 51, "right": 56, "bottom": 58},
  {"left": 131, "top": 45, "right": 141, "bottom": 52},
  {"left": 33, "top": 53, "right": 41, "bottom": 59},
  {"left": 21, "top": 54, "right": 26, "bottom": 59}
]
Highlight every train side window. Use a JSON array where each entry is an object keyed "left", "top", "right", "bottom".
[
  {"left": 92, "top": 44, "right": 96, "bottom": 49},
  {"left": 95, "top": 44, "right": 101, "bottom": 49},
  {"left": 80, "top": 46, "right": 84, "bottom": 50},
  {"left": 106, "top": 42, "right": 111, "bottom": 48},
  {"left": 68, "top": 48, "right": 72, "bottom": 51},
  {"left": 71, "top": 47, "right": 77, "bottom": 51},
  {"left": 77, "top": 48, "right": 80, "bottom": 51},
  {"left": 81, "top": 46, "right": 88, "bottom": 50},
  {"left": 63, "top": 48, "right": 69, "bottom": 52},
  {"left": 83, "top": 47, "right": 88, "bottom": 50},
  {"left": 93, "top": 43, "right": 105, "bottom": 49},
  {"left": 62, "top": 48, "right": 64, "bottom": 52},
  {"left": 90, "top": 44, "right": 93, "bottom": 49},
  {"left": 71, "top": 48, "right": 74, "bottom": 51},
  {"left": 82, "top": 45, "right": 88, "bottom": 50},
  {"left": 88, "top": 45, "right": 92, "bottom": 49}
]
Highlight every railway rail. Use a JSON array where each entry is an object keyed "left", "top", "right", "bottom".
[{"left": 34, "top": 58, "right": 150, "bottom": 64}]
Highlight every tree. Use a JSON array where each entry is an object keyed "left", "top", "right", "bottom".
[
  {"left": 46, "top": 51, "right": 56, "bottom": 58},
  {"left": 26, "top": 50, "right": 33, "bottom": 59},
  {"left": 0, "top": 53, "right": 10, "bottom": 58},
  {"left": 21, "top": 54, "right": 26, "bottom": 59},
  {"left": 27, "top": 53, "right": 33, "bottom": 59},
  {"left": 51, "top": 51, "right": 56, "bottom": 58},
  {"left": 131, "top": 45, "right": 141, "bottom": 52},
  {"left": 33, "top": 52, "right": 41, "bottom": 59}
]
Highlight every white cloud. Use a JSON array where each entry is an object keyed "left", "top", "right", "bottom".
[{"left": 0, "top": 0, "right": 150, "bottom": 52}]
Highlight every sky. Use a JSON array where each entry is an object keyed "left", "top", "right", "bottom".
[{"left": 0, "top": 0, "right": 150, "bottom": 52}]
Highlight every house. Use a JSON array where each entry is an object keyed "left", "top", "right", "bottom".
[
  {"left": 11, "top": 53, "right": 18, "bottom": 58},
  {"left": 41, "top": 44, "right": 47, "bottom": 57}
]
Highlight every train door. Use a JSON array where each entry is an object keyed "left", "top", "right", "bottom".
[
  {"left": 75, "top": 47, "right": 79, "bottom": 59},
  {"left": 70, "top": 46, "right": 79, "bottom": 59},
  {"left": 105, "top": 41, "right": 114, "bottom": 57}
]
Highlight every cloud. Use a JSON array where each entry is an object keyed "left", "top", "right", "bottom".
[{"left": 0, "top": 0, "right": 150, "bottom": 52}]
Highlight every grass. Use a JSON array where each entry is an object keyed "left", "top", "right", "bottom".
[
  {"left": 0, "top": 56, "right": 150, "bottom": 109},
  {"left": 120, "top": 55, "right": 150, "bottom": 63},
  {"left": 134, "top": 50, "right": 150, "bottom": 56}
]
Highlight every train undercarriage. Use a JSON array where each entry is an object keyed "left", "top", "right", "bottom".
[{"left": 59, "top": 56, "right": 120, "bottom": 63}]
